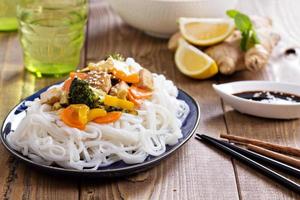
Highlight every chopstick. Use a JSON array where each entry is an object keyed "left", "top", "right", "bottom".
[
  {"left": 247, "top": 144, "right": 300, "bottom": 169},
  {"left": 220, "top": 134, "right": 300, "bottom": 169},
  {"left": 195, "top": 134, "right": 300, "bottom": 193},
  {"left": 212, "top": 137, "right": 300, "bottom": 177},
  {"left": 220, "top": 134, "right": 300, "bottom": 157}
]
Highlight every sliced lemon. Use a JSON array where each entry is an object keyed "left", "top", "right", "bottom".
[
  {"left": 179, "top": 17, "right": 234, "bottom": 46},
  {"left": 175, "top": 39, "right": 218, "bottom": 79}
]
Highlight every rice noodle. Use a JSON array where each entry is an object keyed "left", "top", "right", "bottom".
[{"left": 7, "top": 74, "right": 189, "bottom": 170}]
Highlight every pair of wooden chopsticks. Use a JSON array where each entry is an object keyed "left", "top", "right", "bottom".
[
  {"left": 195, "top": 134, "right": 300, "bottom": 193},
  {"left": 220, "top": 134, "right": 300, "bottom": 169}
]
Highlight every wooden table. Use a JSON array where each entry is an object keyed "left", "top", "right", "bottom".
[{"left": 0, "top": 0, "right": 299, "bottom": 199}]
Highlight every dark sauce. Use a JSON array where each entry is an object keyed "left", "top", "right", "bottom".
[{"left": 234, "top": 91, "right": 300, "bottom": 104}]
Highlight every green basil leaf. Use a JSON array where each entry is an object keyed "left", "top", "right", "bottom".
[
  {"left": 247, "top": 31, "right": 255, "bottom": 50},
  {"left": 252, "top": 30, "right": 260, "bottom": 44},
  {"left": 234, "top": 13, "right": 252, "bottom": 32},
  {"left": 226, "top": 10, "right": 239, "bottom": 18},
  {"left": 240, "top": 32, "right": 249, "bottom": 51},
  {"left": 227, "top": 10, "right": 252, "bottom": 32},
  {"left": 226, "top": 9, "right": 260, "bottom": 51}
]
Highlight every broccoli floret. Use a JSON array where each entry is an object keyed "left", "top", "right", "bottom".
[{"left": 68, "top": 78, "right": 100, "bottom": 108}]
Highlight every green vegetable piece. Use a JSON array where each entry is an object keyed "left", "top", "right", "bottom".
[
  {"left": 108, "top": 53, "right": 125, "bottom": 61},
  {"left": 226, "top": 10, "right": 239, "bottom": 18},
  {"left": 240, "top": 31, "right": 249, "bottom": 51},
  {"left": 252, "top": 30, "right": 260, "bottom": 44},
  {"left": 68, "top": 78, "right": 101, "bottom": 108},
  {"left": 234, "top": 13, "right": 252, "bottom": 33},
  {"left": 226, "top": 9, "right": 260, "bottom": 51}
]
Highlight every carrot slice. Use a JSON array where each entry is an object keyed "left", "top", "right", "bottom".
[
  {"left": 112, "top": 69, "right": 140, "bottom": 83},
  {"left": 60, "top": 104, "right": 89, "bottom": 130},
  {"left": 129, "top": 86, "right": 152, "bottom": 99},
  {"left": 62, "top": 78, "right": 73, "bottom": 92},
  {"left": 62, "top": 72, "right": 88, "bottom": 92},
  {"left": 93, "top": 112, "right": 122, "bottom": 124},
  {"left": 70, "top": 72, "right": 88, "bottom": 79},
  {"left": 127, "top": 90, "right": 142, "bottom": 107}
]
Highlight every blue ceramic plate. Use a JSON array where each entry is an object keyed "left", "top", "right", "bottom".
[{"left": 1, "top": 83, "right": 200, "bottom": 177}]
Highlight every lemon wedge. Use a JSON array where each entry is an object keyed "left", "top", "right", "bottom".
[
  {"left": 179, "top": 17, "right": 234, "bottom": 46},
  {"left": 175, "top": 39, "right": 218, "bottom": 79}
]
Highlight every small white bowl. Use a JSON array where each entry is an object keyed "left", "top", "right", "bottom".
[
  {"left": 107, "top": 0, "right": 238, "bottom": 38},
  {"left": 213, "top": 81, "right": 300, "bottom": 119}
]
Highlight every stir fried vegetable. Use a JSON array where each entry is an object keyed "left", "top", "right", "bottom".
[
  {"left": 69, "top": 78, "right": 102, "bottom": 108},
  {"left": 60, "top": 104, "right": 89, "bottom": 130},
  {"left": 43, "top": 55, "right": 155, "bottom": 127},
  {"left": 88, "top": 108, "right": 107, "bottom": 121},
  {"left": 109, "top": 53, "right": 125, "bottom": 61},
  {"left": 112, "top": 69, "right": 140, "bottom": 83},
  {"left": 93, "top": 112, "right": 122, "bottom": 124},
  {"left": 129, "top": 86, "right": 152, "bottom": 99},
  {"left": 61, "top": 105, "right": 121, "bottom": 129},
  {"left": 127, "top": 91, "right": 142, "bottom": 107},
  {"left": 104, "top": 95, "right": 134, "bottom": 110},
  {"left": 70, "top": 72, "right": 88, "bottom": 79},
  {"left": 62, "top": 72, "right": 88, "bottom": 92}
]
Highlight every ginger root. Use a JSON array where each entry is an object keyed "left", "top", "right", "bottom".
[
  {"left": 205, "top": 31, "right": 245, "bottom": 74},
  {"left": 168, "top": 32, "right": 182, "bottom": 51},
  {"left": 205, "top": 16, "right": 280, "bottom": 75},
  {"left": 244, "top": 29, "right": 280, "bottom": 72},
  {"left": 168, "top": 16, "right": 280, "bottom": 75}
]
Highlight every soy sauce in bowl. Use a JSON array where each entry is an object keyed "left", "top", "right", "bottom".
[{"left": 234, "top": 91, "right": 300, "bottom": 104}]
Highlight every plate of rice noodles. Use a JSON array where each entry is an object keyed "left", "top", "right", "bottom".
[{"left": 1, "top": 56, "right": 200, "bottom": 177}]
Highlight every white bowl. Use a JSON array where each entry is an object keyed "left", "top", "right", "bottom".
[
  {"left": 213, "top": 81, "right": 300, "bottom": 119},
  {"left": 107, "top": 0, "right": 238, "bottom": 38}
]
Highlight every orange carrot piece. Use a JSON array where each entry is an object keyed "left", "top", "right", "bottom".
[
  {"left": 62, "top": 78, "right": 73, "bottom": 92},
  {"left": 62, "top": 72, "right": 88, "bottom": 92},
  {"left": 129, "top": 86, "right": 152, "bottom": 99},
  {"left": 70, "top": 72, "right": 88, "bottom": 79},
  {"left": 127, "top": 90, "right": 142, "bottom": 107},
  {"left": 93, "top": 112, "right": 122, "bottom": 124},
  {"left": 61, "top": 107, "right": 84, "bottom": 130},
  {"left": 60, "top": 104, "right": 89, "bottom": 130},
  {"left": 112, "top": 69, "right": 139, "bottom": 83}
]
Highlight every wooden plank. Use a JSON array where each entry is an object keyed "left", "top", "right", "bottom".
[
  {"left": 80, "top": 1, "right": 239, "bottom": 199},
  {"left": 221, "top": 70, "right": 300, "bottom": 199},
  {"left": 222, "top": 90, "right": 300, "bottom": 199},
  {"left": 220, "top": 1, "right": 300, "bottom": 199},
  {"left": 0, "top": 33, "right": 80, "bottom": 200},
  {"left": 0, "top": 32, "right": 25, "bottom": 200},
  {"left": 0, "top": 14, "right": 89, "bottom": 200},
  {"left": 3, "top": 8, "right": 88, "bottom": 198},
  {"left": 0, "top": 1, "right": 88, "bottom": 198},
  {"left": 1, "top": 0, "right": 298, "bottom": 199}
]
